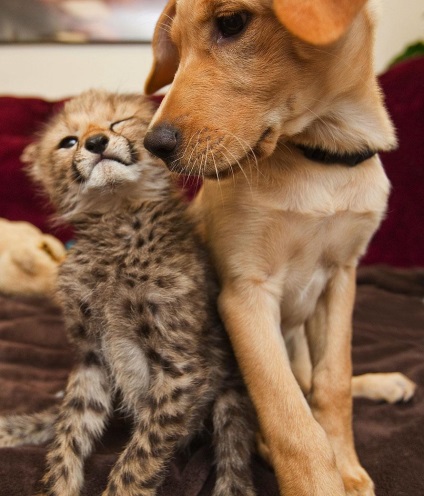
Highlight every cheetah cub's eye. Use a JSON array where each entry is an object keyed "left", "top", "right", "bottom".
[
  {"left": 58, "top": 136, "right": 78, "bottom": 149},
  {"left": 110, "top": 117, "right": 137, "bottom": 133}
]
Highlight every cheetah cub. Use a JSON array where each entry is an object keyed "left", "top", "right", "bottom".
[{"left": 0, "top": 90, "right": 257, "bottom": 496}]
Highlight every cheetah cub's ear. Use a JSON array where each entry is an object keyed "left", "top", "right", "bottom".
[
  {"left": 21, "top": 142, "right": 38, "bottom": 164},
  {"left": 21, "top": 142, "right": 42, "bottom": 184}
]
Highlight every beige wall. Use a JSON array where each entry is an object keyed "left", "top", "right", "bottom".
[
  {"left": 1, "top": 0, "right": 423, "bottom": 100},
  {"left": 0, "top": 44, "right": 153, "bottom": 100},
  {"left": 374, "top": 0, "right": 423, "bottom": 73}
]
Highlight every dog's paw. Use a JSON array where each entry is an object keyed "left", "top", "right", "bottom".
[
  {"left": 343, "top": 466, "right": 375, "bottom": 496},
  {"left": 352, "top": 372, "right": 416, "bottom": 403},
  {"left": 383, "top": 373, "right": 416, "bottom": 403}
]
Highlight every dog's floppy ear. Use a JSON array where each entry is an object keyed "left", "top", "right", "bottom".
[
  {"left": 145, "top": 0, "right": 179, "bottom": 95},
  {"left": 273, "top": 0, "right": 368, "bottom": 45}
]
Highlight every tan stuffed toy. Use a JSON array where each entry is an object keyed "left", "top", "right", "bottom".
[{"left": 0, "top": 218, "right": 66, "bottom": 297}]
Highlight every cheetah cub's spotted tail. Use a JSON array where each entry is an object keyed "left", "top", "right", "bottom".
[
  {"left": 0, "top": 407, "right": 58, "bottom": 447},
  {"left": 0, "top": 90, "right": 257, "bottom": 496}
]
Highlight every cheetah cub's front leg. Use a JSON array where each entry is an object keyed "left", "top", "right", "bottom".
[{"left": 40, "top": 352, "right": 112, "bottom": 496}]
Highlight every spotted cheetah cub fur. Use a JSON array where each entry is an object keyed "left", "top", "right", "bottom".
[{"left": 0, "top": 90, "right": 257, "bottom": 496}]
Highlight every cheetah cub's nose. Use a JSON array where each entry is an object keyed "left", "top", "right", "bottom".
[{"left": 85, "top": 134, "right": 109, "bottom": 154}]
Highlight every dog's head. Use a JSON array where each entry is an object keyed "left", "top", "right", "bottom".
[{"left": 144, "top": 0, "right": 396, "bottom": 178}]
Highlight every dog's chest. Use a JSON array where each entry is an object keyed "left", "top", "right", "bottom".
[
  {"left": 275, "top": 210, "right": 369, "bottom": 329},
  {"left": 279, "top": 265, "right": 331, "bottom": 330},
  {"left": 200, "top": 167, "right": 388, "bottom": 330}
]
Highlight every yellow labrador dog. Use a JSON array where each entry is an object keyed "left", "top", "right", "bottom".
[{"left": 143, "top": 1, "right": 416, "bottom": 494}]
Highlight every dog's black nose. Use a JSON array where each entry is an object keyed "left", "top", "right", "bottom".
[
  {"left": 144, "top": 124, "right": 179, "bottom": 162},
  {"left": 85, "top": 134, "right": 109, "bottom": 154}
]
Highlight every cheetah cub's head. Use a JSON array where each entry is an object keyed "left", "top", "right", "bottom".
[{"left": 22, "top": 90, "right": 164, "bottom": 218}]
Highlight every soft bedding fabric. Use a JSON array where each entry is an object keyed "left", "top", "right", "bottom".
[{"left": 0, "top": 266, "right": 423, "bottom": 496}]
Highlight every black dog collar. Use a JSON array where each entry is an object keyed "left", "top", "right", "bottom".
[{"left": 296, "top": 144, "right": 376, "bottom": 167}]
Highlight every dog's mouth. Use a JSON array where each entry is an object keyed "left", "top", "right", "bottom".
[
  {"left": 166, "top": 126, "right": 276, "bottom": 180},
  {"left": 256, "top": 127, "right": 273, "bottom": 145},
  {"left": 211, "top": 126, "right": 275, "bottom": 179}
]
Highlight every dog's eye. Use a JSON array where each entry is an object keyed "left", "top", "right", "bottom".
[
  {"left": 216, "top": 12, "right": 249, "bottom": 38},
  {"left": 58, "top": 136, "right": 78, "bottom": 149}
]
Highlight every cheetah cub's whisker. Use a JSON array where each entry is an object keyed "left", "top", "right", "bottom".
[{"left": 0, "top": 90, "right": 257, "bottom": 496}]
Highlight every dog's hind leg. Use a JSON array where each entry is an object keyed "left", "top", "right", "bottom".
[
  {"left": 306, "top": 266, "right": 374, "bottom": 496},
  {"left": 285, "top": 325, "right": 312, "bottom": 396},
  {"left": 288, "top": 326, "right": 416, "bottom": 403}
]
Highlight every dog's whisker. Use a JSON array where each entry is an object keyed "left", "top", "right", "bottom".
[
  {"left": 196, "top": 155, "right": 204, "bottom": 193},
  {"left": 199, "top": 130, "right": 210, "bottom": 183},
  {"left": 159, "top": 13, "right": 175, "bottom": 28},
  {"left": 181, "top": 130, "right": 198, "bottom": 188},
  {"left": 210, "top": 147, "right": 220, "bottom": 183},
  {"left": 158, "top": 23, "right": 173, "bottom": 36},
  {"left": 187, "top": 130, "right": 202, "bottom": 167},
  {"left": 220, "top": 142, "right": 253, "bottom": 194},
  {"left": 176, "top": 136, "right": 194, "bottom": 191},
  {"left": 275, "top": 140, "right": 294, "bottom": 154},
  {"left": 220, "top": 128, "right": 265, "bottom": 181},
  {"left": 220, "top": 148, "right": 235, "bottom": 185},
  {"left": 210, "top": 149, "right": 225, "bottom": 203},
  {"left": 168, "top": 133, "right": 198, "bottom": 173},
  {"left": 205, "top": 137, "right": 223, "bottom": 200},
  {"left": 187, "top": 133, "right": 203, "bottom": 193},
  {"left": 162, "top": 13, "right": 174, "bottom": 23},
  {"left": 194, "top": 132, "right": 207, "bottom": 192},
  {"left": 182, "top": 130, "right": 197, "bottom": 162},
  {"left": 230, "top": 133, "right": 258, "bottom": 169},
  {"left": 220, "top": 148, "right": 237, "bottom": 189}
]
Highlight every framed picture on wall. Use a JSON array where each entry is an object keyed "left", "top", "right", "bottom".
[{"left": 0, "top": 0, "right": 167, "bottom": 43}]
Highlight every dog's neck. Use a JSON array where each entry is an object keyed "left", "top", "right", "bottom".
[
  {"left": 286, "top": 10, "right": 397, "bottom": 159},
  {"left": 290, "top": 86, "right": 397, "bottom": 157}
]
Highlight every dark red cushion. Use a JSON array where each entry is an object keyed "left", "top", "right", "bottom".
[
  {"left": 0, "top": 97, "right": 64, "bottom": 137},
  {"left": 362, "top": 57, "right": 424, "bottom": 267},
  {"left": 0, "top": 97, "right": 71, "bottom": 242}
]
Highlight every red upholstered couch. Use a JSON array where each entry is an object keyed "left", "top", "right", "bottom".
[{"left": 1, "top": 56, "right": 423, "bottom": 267}]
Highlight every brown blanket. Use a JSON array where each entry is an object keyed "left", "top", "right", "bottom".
[{"left": 0, "top": 266, "right": 423, "bottom": 496}]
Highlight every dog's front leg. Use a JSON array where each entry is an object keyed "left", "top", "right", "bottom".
[
  {"left": 306, "top": 266, "right": 374, "bottom": 496},
  {"left": 219, "top": 281, "right": 345, "bottom": 496}
]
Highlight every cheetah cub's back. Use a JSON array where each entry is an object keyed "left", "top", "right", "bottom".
[{"left": 0, "top": 90, "right": 257, "bottom": 496}]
